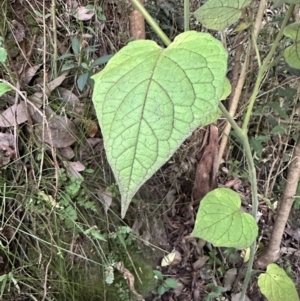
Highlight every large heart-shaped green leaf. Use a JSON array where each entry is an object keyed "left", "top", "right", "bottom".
[
  {"left": 192, "top": 188, "right": 258, "bottom": 249},
  {"left": 92, "top": 31, "right": 228, "bottom": 217},
  {"left": 258, "top": 264, "right": 299, "bottom": 301},
  {"left": 194, "top": 0, "right": 252, "bottom": 31},
  {"left": 283, "top": 22, "right": 300, "bottom": 69}
]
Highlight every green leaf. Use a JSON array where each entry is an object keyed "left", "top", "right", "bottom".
[
  {"left": 91, "top": 54, "right": 114, "bottom": 68},
  {"left": 0, "top": 83, "right": 11, "bottom": 96},
  {"left": 194, "top": 0, "right": 252, "bottom": 31},
  {"left": 270, "top": 124, "right": 287, "bottom": 135},
  {"left": 157, "top": 285, "right": 168, "bottom": 296},
  {"left": 89, "top": 229, "right": 107, "bottom": 241},
  {"left": 192, "top": 188, "right": 258, "bottom": 249},
  {"left": 220, "top": 77, "right": 231, "bottom": 100},
  {"left": 0, "top": 48, "right": 7, "bottom": 63},
  {"left": 258, "top": 264, "right": 299, "bottom": 301},
  {"left": 57, "top": 53, "right": 75, "bottom": 61},
  {"left": 164, "top": 278, "right": 178, "bottom": 289},
  {"left": 77, "top": 72, "right": 89, "bottom": 91},
  {"left": 92, "top": 31, "right": 228, "bottom": 218},
  {"left": 72, "top": 37, "right": 81, "bottom": 55},
  {"left": 61, "top": 60, "right": 77, "bottom": 71},
  {"left": 153, "top": 270, "right": 163, "bottom": 280},
  {"left": 283, "top": 22, "right": 300, "bottom": 69},
  {"left": 273, "top": 0, "right": 300, "bottom": 7}
]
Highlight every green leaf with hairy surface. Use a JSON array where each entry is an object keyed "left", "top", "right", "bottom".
[
  {"left": 258, "top": 264, "right": 299, "bottom": 301},
  {"left": 92, "top": 31, "right": 228, "bottom": 217},
  {"left": 0, "top": 83, "right": 11, "bottom": 97},
  {"left": 194, "top": 0, "right": 252, "bottom": 31},
  {"left": 273, "top": 0, "right": 300, "bottom": 7},
  {"left": 192, "top": 188, "right": 258, "bottom": 249},
  {"left": 220, "top": 77, "right": 231, "bottom": 100},
  {"left": 0, "top": 48, "right": 7, "bottom": 63},
  {"left": 283, "top": 22, "right": 300, "bottom": 69}
]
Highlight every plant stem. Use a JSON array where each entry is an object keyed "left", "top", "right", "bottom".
[
  {"left": 184, "top": 0, "right": 190, "bottom": 32},
  {"left": 242, "top": 4, "right": 294, "bottom": 132},
  {"left": 219, "top": 102, "right": 258, "bottom": 301},
  {"left": 130, "top": 0, "right": 171, "bottom": 46}
]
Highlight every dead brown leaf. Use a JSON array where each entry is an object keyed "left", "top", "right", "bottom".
[
  {"left": 74, "top": 6, "right": 95, "bottom": 20},
  {"left": 116, "top": 262, "right": 144, "bottom": 301},
  {"left": 96, "top": 188, "right": 113, "bottom": 213},
  {"left": 47, "top": 72, "right": 68, "bottom": 91},
  {"left": 0, "top": 132, "right": 15, "bottom": 167},
  {"left": 11, "top": 20, "right": 25, "bottom": 42},
  {"left": 63, "top": 161, "right": 85, "bottom": 178},
  {"left": 0, "top": 94, "right": 42, "bottom": 127},
  {"left": 82, "top": 119, "right": 98, "bottom": 137},
  {"left": 192, "top": 125, "right": 219, "bottom": 203},
  {"left": 21, "top": 64, "right": 42, "bottom": 85},
  {"left": 34, "top": 114, "right": 78, "bottom": 148},
  {"left": 223, "top": 268, "right": 237, "bottom": 291},
  {"left": 57, "top": 87, "right": 84, "bottom": 115},
  {"left": 59, "top": 147, "right": 75, "bottom": 159},
  {"left": 192, "top": 255, "right": 209, "bottom": 270}
]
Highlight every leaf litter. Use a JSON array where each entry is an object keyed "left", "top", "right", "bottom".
[{"left": 2, "top": 1, "right": 300, "bottom": 301}]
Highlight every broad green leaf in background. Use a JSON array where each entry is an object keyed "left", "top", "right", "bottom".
[
  {"left": 194, "top": 0, "right": 252, "bottom": 31},
  {"left": 92, "top": 31, "right": 228, "bottom": 217},
  {"left": 283, "top": 22, "right": 300, "bottom": 69},
  {"left": 192, "top": 188, "right": 258, "bottom": 249},
  {"left": 258, "top": 263, "right": 299, "bottom": 301},
  {"left": 0, "top": 48, "right": 7, "bottom": 63},
  {"left": 0, "top": 82, "right": 11, "bottom": 97},
  {"left": 273, "top": 0, "right": 300, "bottom": 7}
]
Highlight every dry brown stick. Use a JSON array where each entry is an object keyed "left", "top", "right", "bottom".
[
  {"left": 129, "top": 0, "right": 145, "bottom": 40},
  {"left": 256, "top": 137, "right": 300, "bottom": 268},
  {"left": 217, "top": 46, "right": 249, "bottom": 165},
  {"left": 217, "top": 0, "right": 267, "bottom": 166}
]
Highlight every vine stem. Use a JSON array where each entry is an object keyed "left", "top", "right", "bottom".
[
  {"left": 219, "top": 103, "right": 258, "bottom": 301},
  {"left": 242, "top": 4, "right": 294, "bottom": 132}
]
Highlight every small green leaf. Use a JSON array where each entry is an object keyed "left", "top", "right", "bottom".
[
  {"left": 92, "top": 54, "right": 114, "bottom": 68},
  {"left": 89, "top": 229, "right": 107, "bottom": 241},
  {"left": 57, "top": 53, "right": 75, "bottom": 61},
  {"left": 164, "top": 278, "right": 178, "bottom": 289},
  {"left": 0, "top": 48, "right": 7, "bottom": 63},
  {"left": 258, "top": 264, "right": 299, "bottom": 301},
  {"left": 283, "top": 22, "right": 300, "bottom": 69},
  {"left": 157, "top": 285, "right": 168, "bottom": 296},
  {"left": 220, "top": 77, "right": 231, "bottom": 100},
  {"left": 271, "top": 124, "right": 287, "bottom": 135},
  {"left": 0, "top": 83, "right": 11, "bottom": 97},
  {"left": 192, "top": 188, "right": 258, "bottom": 249},
  {"left": 92, "top": 31, "right": 228, "bottom": 218},
  {"left": 61, "top": 61, "right": 77, "bottom": 72},
  {"left": 77, "top": 72, "right": 89, "bottom": 91},
  {"left": 153, "top": 270, "right": 163, "bottom": 280},
  {"left": 72, "top": 37, "right": 81, "bottom": 55},
  {"left": 194, "top": 0, "right": 252, "bottom": 31}
]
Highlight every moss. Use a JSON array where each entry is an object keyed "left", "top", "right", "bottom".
[
  {"left": 25, "top": 15, "right": 40, "bottom": 35},
  {"left": 132, "top": 252, "right": 158, "bottom": 295},
  {"left": 6, "top": 39, "right": 19, "bottom": 58}
]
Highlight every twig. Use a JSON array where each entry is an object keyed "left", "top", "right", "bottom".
[
  {"left": 217, "top": 0, "right": 267, "bottom": 166},
  {"left": 51, "top": 0, "right": 58, "bottom": 77},
  {"left": 257, "top": 137, "right": 300, "bottom": 268}
]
